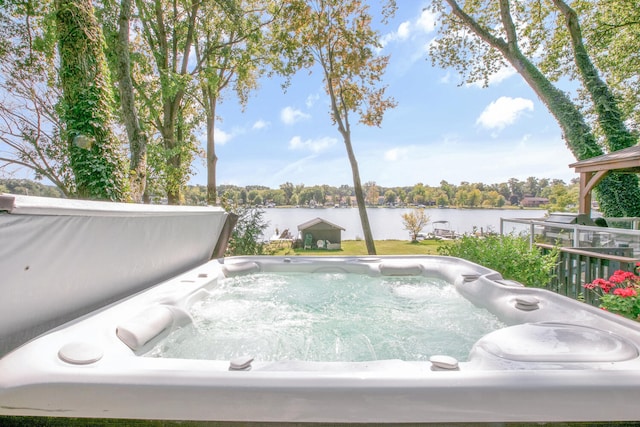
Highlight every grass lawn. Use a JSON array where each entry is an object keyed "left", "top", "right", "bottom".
[{"left": 267, "top": 239, "right": 448, "bottom": 256}]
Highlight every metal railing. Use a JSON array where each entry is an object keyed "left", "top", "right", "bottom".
[
  {"left": 500, "top": 217, "right": 640, "bottom": 258},
  {"left": 500, "top": 217, "right": 640, "bottom": 308}
]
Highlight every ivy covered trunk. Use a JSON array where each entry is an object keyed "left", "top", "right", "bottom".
[
  {"left": 553, "top": 0, "right": 640, "bottom": 217},
  {"left": 55, "top": 0, "right": 128, "bottom": 201}
]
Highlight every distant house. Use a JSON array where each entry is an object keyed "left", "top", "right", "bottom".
[
  {"left": 298, "top": 217, "right": 345, "bottom": 250},
  {"left": 521, "top": 197, "right": 549, "bottom": 208}
]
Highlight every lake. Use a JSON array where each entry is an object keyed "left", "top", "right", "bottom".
[{"left": 262, "top": 207, "right": 547, "bottom": 241}]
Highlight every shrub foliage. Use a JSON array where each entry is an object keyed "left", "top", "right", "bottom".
[{"left": 438, "top": 234, "right": 558, "bottom": 288}]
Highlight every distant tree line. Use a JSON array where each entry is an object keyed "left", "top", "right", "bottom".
[
  {"left": 0, "top": 179, "right": 64, "bottom": 198},
  {"left": 180, "top": 176, "right": 579, "bottom": 211}
]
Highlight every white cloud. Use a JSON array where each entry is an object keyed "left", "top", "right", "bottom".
[
  {"left": 416, "top": 8, "right": 437, "bottom": 33},
  {"left": 476, "top": 96, "right": 534, "bottom": 131},
  {"left": 252, "top": 119, "right": 269, "bottom": 130},
  {"left": 397, "top": 21, "right": 411, "bottom": 40},
  {"left": 379, "top": 21, "right": 409, "bottom": 47},
  {"left": 305, "top": 93, "right": 320, "bottom": 108},
  {"left": 288, "top": 136, "right": 337, "bottom": 153},
  {"left": 487, "top": 66, "right": 517, "bottom": 85},
  {"left": 380, "top": 9, "right": 436, "bottom": 48},
  {"left": 280, "top": 106, "right": 311, "bottom": 125},
  {"left": 214, "top": 127, "right": 233, "bottom": 145},
  {"left": 384, "top": 147, "right": 409, "bottom": 161}
]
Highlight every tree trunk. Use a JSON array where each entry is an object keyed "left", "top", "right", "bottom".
[
  {"left": 552, "top": 0, "right": 640, "bottom": 216},
  {"left": 55, "top": 0, "right": 128, "bottom": 201},
  {"left": 206, "top": 96, "right": 218, "bottom": 205},
  {"left": 159, "top": 119, "right": 181, "bottom": 205},
  {"left": 343, "top": 133, "right": 376, "bottom": 255},
  {"left": 553, "top": 0, "right": 636, "bottom": 152},
  {"left": 116, "top": 0, "right": 147, "bottom": 203}
]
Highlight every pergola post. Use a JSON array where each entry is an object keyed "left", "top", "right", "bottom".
[
  {"left": 578, "top": 170, "right": 608, "bottom": 215},
  {"left": 578, "top": 172, "right": 591, "bottom": 216}
]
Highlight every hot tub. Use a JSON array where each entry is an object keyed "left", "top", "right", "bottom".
[{"left": 1, "top": 255, "right": 640, "bottom": 424}]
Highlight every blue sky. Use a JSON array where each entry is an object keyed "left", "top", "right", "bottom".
[
  {"left": 198, "top": 2, "right": 578, "bottom": 189},
  {"left": 0, "top": 2, "right": 577, "bottom": 190}
]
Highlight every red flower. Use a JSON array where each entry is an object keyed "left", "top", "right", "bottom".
[
  {"left": 592, "top": 278, "right": 614, "bottom": 293},
  {"left": 609, "top": 270, "right": 639, "bottom": 284},
  {"left": 613, "top": 287, "right": 637, "bottom": 298}
]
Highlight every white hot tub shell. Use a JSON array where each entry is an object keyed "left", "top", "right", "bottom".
[{"left": 2, "top": 252, "right": 640, "bottom": 424}]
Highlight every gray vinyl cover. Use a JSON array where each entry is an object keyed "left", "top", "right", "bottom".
[{"left": 0, "top": 194, "right": 228, "bottom": 357}]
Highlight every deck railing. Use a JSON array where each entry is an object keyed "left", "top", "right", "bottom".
[
  {"left": 536, "top": 243, "right": 637, "bottom": 307},
  {"left": 499, "top": 217, "right": 640, "bottom": 307}
]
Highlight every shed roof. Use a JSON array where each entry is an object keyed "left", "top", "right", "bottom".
[
  {"left": 568, "top": 144, "right": 640, "bottom": 215},
  {"left": 569, "top": 144, "right": 640, "bottom": 174},
  {"left": 297, "top": 217, "right": 345, "bottom": 231}
]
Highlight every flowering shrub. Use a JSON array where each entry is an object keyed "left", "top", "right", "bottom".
[{"left": 583, "top": 265, "right": 640, "bottom": 321}]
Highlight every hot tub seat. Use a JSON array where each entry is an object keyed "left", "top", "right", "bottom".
[{"left": 469, "top": 322, "right": 639, "bottom": 368}]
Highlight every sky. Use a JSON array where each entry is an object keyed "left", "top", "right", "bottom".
[
  {"left": 197, "top": 2, "right": 579, "bottom": 190},
  {"left": 0, "top": 2, "right": 578, "bottom": 190}
]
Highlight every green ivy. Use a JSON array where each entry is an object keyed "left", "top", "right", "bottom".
[
  {"left": 596, "top": 173, "right": 640, "bottom": 217},
  {"left": 55, "top": 0, "right": 128, "bottom": 201}
]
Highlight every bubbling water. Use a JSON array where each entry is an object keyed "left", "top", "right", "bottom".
[{"left": 147, "top": 272, "right": 506, "bottom": 362}]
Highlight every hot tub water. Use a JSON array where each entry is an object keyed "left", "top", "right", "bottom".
[{"left": 147, "top": 272, "right": 506, "bottom": 362}]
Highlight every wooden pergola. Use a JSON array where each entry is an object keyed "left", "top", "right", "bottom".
[{"left": 569, "top": 144, "right": 640, "bottom": 215}]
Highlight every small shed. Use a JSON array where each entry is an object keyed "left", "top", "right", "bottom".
[{"left": 297, "top": 217, "right": 345, "bottom": 249}]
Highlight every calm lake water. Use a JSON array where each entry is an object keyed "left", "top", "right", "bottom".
[{"left": 262, "top": 207, "right": 547, "bottom": 241}]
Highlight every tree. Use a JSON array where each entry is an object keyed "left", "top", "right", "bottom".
[
  {"left": 0, "top": 2, "right": 74, "bottom": 195},
  {"left": 133, "top": 0, "right": 202, "bottom": 205},
  {"left": 395, "top": 188, "right": 406, "bottom": 206},
  {"left": 280, "top": 182, "right": 295, "bottom": 205},
  {"left": 544, "top": 182, "right": 578, "bottom": 213},
  {"left": 55, "top": 0, "right": 129, "bottom": 200},
  {"left": 384, "top": 189, "right": 397, "bottom": 205},
  {"left": 194, "top": 1, "right": 279, "bottom": 205},
  {"left": 583, "top": 1, "right": 640, "bottom": 134},
  {"left": 484, "top": 190, "right": 506, "bottom": 208},
  {"left": 439, "top": 180, "right": 456, "bottom": 202},
  {"left": 507, "top": 178, "right": 524, "bottom": 203},
  {"left": 284, "top": 0, "right": 397, "bottom": 255},
  {"left": 101, "top": 0, "right": 149, "bottom": 202},
  {"left": 402, "top": 209, "right": 430, "bottom": 243},
  {"left": 429, "top": 0, "right": 640, "bottom": 217},
  {"left": 364, "top": 181, "right": 380, "bottom": 206},
  {"left": 523, "top": 177, "right": 539, "bottom": 197}
]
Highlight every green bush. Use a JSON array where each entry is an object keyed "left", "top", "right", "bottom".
[
  {"left": 224, "top": 205, "right": 270, "bottom": 256},
  {"left": 438, "top": 234, "right": 558, "bottom": 288},
  {"left": 221, "top": 191, "right": 271, "bottom": 256}
]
